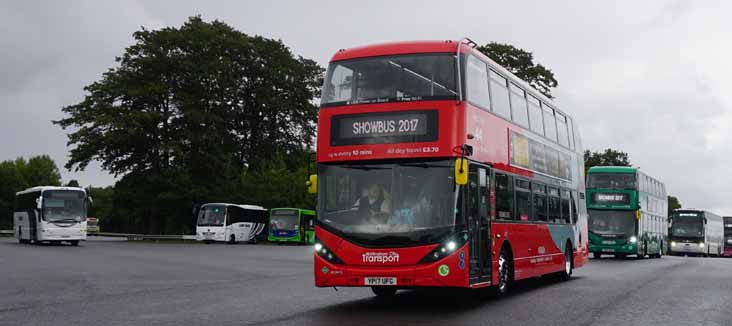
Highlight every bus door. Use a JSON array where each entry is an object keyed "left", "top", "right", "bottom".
[{"left": 468, "top": 164, "right": 491, "bottom": 283}]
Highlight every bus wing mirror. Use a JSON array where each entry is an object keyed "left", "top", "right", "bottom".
[
  {"left": 192, "top": 204, "right": 201, "bottom": 216},
  {"left": 455, "top": 158, "right": 468, "bottom": 185},
  {"left": 307, "top": 175, "right": 318, "bottom": 194},
  {"left": 704, "top": 218, "right": 708, "bottom": 224},
  {"left": 36, "top": 197, "right": 43, "bottom": 210}
]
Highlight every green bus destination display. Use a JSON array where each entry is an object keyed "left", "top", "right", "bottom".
[
  {"left": 330, "top": 110, "right": 438, "bottom": 146},
  {"left": 591, "top": 192, "right": 630, "bottom": 205}
]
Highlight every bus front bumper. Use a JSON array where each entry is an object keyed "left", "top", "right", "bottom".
[
  {"left": 314, "top": 248, "right": 471, "bottom": 288},
  {"left": 589, "top": 242, "right": 637, "bottom": 255},
  {"left": 669, "top": 242, "right": 705, "bottom": 255}
]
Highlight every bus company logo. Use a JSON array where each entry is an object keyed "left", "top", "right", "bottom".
[{"left": 362, "top": 251, "right": 400, "bottom": 264}]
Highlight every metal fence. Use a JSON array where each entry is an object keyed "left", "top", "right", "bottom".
[{"left": 0, "top": 230, "right": 195, "bottom": 241}]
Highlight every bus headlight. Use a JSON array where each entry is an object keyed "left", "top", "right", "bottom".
[
  {"left": 419, "top": 232, "right": 468, "bottom": 264},
  {"left": 671, "top": 241, "right": 676, "bottom": 247},
  {"left": 314, "top": 241, "right": 343, "bottom": 264},
  {"left": 629, "top": 236, "right": 637, "bottom": 244},
  {"left": 699, "top": 242, "right": 705, "bottom": 248}
]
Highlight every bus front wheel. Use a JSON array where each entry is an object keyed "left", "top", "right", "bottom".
[
  {"left": 371, "top": 286, "right": 397, "bottom": 299},
  {"left": 592, "top": 252, "right": 601, "bottom": 259},
  {"left": 493, "top": 246, "right": 513, "bottom": 297},
  {"left": 228, "top": 235, "right": 237, "bottom": 245}
]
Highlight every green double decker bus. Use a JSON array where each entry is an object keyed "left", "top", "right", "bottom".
[
  {"left": 587, "top": 166, "right": 668, "bottom": 259},
  {"left": 268, "top": 208, "right": 316, "bottom": 244}
]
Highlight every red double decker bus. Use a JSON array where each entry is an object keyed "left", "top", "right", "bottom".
[{"left": 311, "top": 39, "right": 588, "bottom": 298}]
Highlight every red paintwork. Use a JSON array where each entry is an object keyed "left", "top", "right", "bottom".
[
  {"left": 315, "top": 40, "right": 588, "bottom": 289},
  {"left": 330, "top": 40, "right": 468, "bottom": 62},
  {"left": 315, "top": 227, "right": 470, "bottom": 288}
]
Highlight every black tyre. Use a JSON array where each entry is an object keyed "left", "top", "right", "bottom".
[
  {"left": 248, "top": 237, "right": 257, "bottom": 244},
  {"left": 636, "top": 243, "right": 646, "bottom": 259},
  {"left": 70, "top": 240, "right": 79, "bottom": 246},
  {"left": 371, "top": 286, "right": 397, "bottom": 299},
  {"left": 592, "top": 252, "right": 601, "bottom": 259},
  {"left": 228, "top": 235, "right": 237, "bottom": 245},
  {"left": 493, "top": 246, "right": 513, "bottom": 297},
  {"left": 560, "top": 244, "right": 573, "bottom": 281},
  {"left": 17, "top": 227, "right": 23, "bottom": 244}
]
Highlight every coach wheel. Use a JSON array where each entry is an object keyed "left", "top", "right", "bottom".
[
  {"left": 494, "top": 246, "right": 513, "bottom": 297},
  {"left": 592, "top": 252, "right": 601, "bottom": 259},
  {"left": 70, "top": 240, "right": 79, "bottom": 246},
  {"left": 560, "top": 244, "right": 573, "bottom": 281},
  {"left": 248, "top": 237, "right": 257, "bottom": 244},
  {"left": 371, "top": 286, "right": 397, "bottom": 299},
  {"left": 17, "top": 227, "right": 23, "bottom": 244},
  {"left": 228, "top": 235, "right": 237, "bottom": 245}
]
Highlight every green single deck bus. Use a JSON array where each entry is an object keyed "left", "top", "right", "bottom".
[
  {"left": 268, "top": 208, "right": 316, "bottom": 244},
  {"left": 586, "top": 166, "right": 668, "bottom": 259}
]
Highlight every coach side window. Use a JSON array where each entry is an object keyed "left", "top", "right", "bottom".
[
  {"left": 547, "top": 187, "right": 561, "bottom": 223},
  {"left": 515, "top": 179, "right": 531, "bottom": 221},
  {"left": 570, "top": 191, "right": 578, "bottom": 224},
  {"left": 567, "top": 117, "right": 576, "bottom": 150},
  {"left": 495, "top": 173, "right": 514, "bottom": 220},
  {"left": 532, "top": 183, "right": 548, "bottom": 222},
  {"left": 560, "top": 190, "right": 571, "bottom": 224},
  {"left": 542, "top": 104, "right": 558, "bottom": 142},
  {"left": 489, "top": 70, "right": 511, "bottom": 120},
  {"left": 556, "top": 113, "right": 570, "bottom": 148},
  {"left": 527, "top": 95, "right": 544, "bottom": 135},
  {"left": 509, "top": 83, "right": 529, "bottom": 128},
  {"left": 466, "top": 56, "right": 491, "bottom": 109}
]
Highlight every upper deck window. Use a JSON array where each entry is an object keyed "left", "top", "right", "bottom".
[
  {"left": 465, "top": 55, "right": 491, "bottom": 109},
  {"left": 489, "top": 70, "right": 511, "bottom": 120},
  {"left": 321, "top": 54, "right": 457, "bottom": 107}
]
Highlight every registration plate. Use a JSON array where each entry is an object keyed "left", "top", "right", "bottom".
[
  {"left": 601, "top": 248, "right": 615, "bottom": 252},
  {"left": 61, "top": 235, "right": 71, "bottom": 238},
  {"left": 364, "top": 277, "right": 397, "bottom": 286},
  {"left": 602, "top": 240, "right": 616, "bottom": 245}
]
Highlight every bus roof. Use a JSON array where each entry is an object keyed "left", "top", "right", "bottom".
[
  {"left": 16, "top": 186, "right": 86, "bottom": 196},
  {"left": 588, "top": 166, "right": 637, "bottom": 174},
  {"left": 201, "top": 203, "right": 267, "bottom": 211},
  {"left": 329, "top": 39, "right": 565, "bottom": 119},
  {"left": 330, "top": 40, "right": 463, "bottom": 62}
]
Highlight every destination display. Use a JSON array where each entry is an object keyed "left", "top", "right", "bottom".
[
  {"left": 591, "top": 192, "right": 630, "bottom": 205},
  {"left": 330, "top": 110, "right": 438, "bottom": 146},
  {"left": 510, "top": 131, "right": 572, "bottom": 180}
]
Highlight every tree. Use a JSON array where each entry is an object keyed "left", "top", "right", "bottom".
[
  {"left": 0, "top": 155, "right": 62, "bottom": 229},
  {"left": 0, "top": 161, "right": 27, "bottom": 229},
  {"left": 667, "top": 195, "right": 681, "bottom": 217},
  {"left": 584, "top": 149, "right": 632, "bottom": 175},
  {"left": 15, "top": 155, "right": 62, "bottom": 187},
  {"left": 476, "top": 42, "right": 558, "bottom": 98},
  {"left": 54, "top": 17, "right": 323, "bottom": 234}
]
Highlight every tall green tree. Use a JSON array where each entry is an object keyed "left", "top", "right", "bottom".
[
  {"left": 667, "top": 195, "right": 681, "bottom": 217},
  {"left": 0, "top": 161, "right": 27, "bottom": 229},
  {"left": 54, "top": 17, "right": 323, "bottom": 234},
  {"left": 15, "top": 155, "right": 62, "bottom": 187},
  {"left": 476, "top": 42, "right": 558, "bottom": 98},
  {"left": 0, "top": 155, "right": 62, "bottom": 229},
  {"left": 583, "top": 149, "right": 632, "bottom": 175}
]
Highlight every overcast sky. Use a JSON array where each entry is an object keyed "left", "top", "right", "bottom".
[{"left": 1, "top": 1, "right": 730, "bottom": 214}]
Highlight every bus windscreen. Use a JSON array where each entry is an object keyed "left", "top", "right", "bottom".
[
  {"left": 588, "top": 210, "right": 636, "bottom": 237},
  {"left": 671, "top": 212, "right": 704, "bottom": 238},
  {"left": 321, "top": 54, "right": 457, "bottom": 106},
  {"left": 587, "top": 173, "right": 636, "bottom": 189}
]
